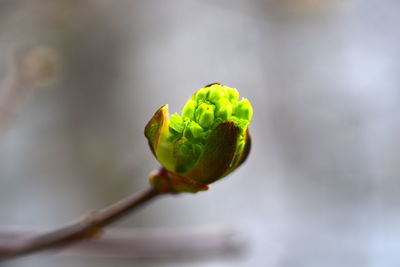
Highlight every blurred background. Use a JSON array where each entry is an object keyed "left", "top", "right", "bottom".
[{"left": 0, "top": 0, "right": 399, "bottom": 266}]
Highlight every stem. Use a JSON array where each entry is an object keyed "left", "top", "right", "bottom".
[{"left": 0, "top": 187, "right": 161, "bottom": 261}]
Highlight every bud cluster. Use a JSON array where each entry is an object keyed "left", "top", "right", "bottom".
[{"left": 145, "top": 83, "right": 253, "bottom": 192}]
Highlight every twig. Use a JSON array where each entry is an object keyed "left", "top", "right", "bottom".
[{"left": 0, "top": 187, "right": 161, "bottom": 261}]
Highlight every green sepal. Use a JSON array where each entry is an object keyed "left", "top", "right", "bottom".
[{"left": 144, "top": 105, "right": 168, "bottom": 156}]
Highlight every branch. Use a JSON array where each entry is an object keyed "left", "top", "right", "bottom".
[{"left": 0, "top": 187, "right": 161, "bottom": 261}]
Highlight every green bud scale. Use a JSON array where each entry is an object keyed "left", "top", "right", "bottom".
[{"left": 145, "top": 83, "right": 253, "bottom": 193}]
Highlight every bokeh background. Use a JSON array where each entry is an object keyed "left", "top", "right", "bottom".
[{"left": 0, "top": 0, "right": 399, "bottom": 266}]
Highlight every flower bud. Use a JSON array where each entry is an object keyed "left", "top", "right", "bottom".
[
  {"left": 195, "top": 103, "right": 215, "bottom": 128},
  {"left": 145, "top": 83, "right": 253, "bottom": 193}
]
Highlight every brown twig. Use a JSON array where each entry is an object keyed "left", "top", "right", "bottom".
[{"left": 0, "top": 187, "right": 161, "bottom": 261}]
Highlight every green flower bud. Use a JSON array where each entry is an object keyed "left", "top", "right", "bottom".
[
  {"left": 182, "top": 100, "right": 196, "bottom": 120},
  {"left": 195, "top": 103, "right": 215, "bottom": 128},
  {"left": 215, "top": 98, "right": 232, "bottom": 121},
  {"left": 235, "top": 98, "right": 253, "bottom": 121},
  {"left": 184, "top": 121, "right": 203, "bottom": 140},
  {"left": 145, "top": 83, "right": 253, "bottom": 193},
  {"left": 169, "top": 114, "right": 184, "bottom": 133}
]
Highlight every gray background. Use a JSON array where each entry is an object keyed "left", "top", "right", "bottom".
[{"left": 0, "top": 0, "right": 399, "bottom": 266}]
